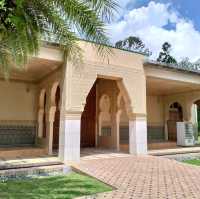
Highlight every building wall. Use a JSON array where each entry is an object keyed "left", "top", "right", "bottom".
[
  {"left": 0, "top": 80, "right": 37, "bottom": 124},
  {"left": 64, "top": 41, "right": 147, "bottom": 116},
  {"left": 147, "top": 95, "right": 165, "bottom": 141},
  {"left": 0, "top": 80, "right": 37, "bottom": 146},
  {"left": 146, "top": 91, "right": 200, "bottom": 142},
  {"left": 59, "top": 41, "right": 148, "bottom": 161},
  {"left": 146, "top": 92, "right": 200, "bottom": 142}
]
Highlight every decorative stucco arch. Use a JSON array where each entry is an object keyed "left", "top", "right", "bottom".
[
  {"left": 116, "top": 91, "right": 130, "bottom": 151},
  {"left": 47, "top": 82, "right": 61, "bottom": 155},
  {"left": 39, "top": 89, "right": 46, "bottom": 109},
  {"left": 116, "top": 80, "right": 134, "bottom": 119},
  {"left": 187, "top": 97, "right": 200, "bottom": 122},
  {"left": 38, "top": 89, "right": 47, "bottom": 138},
  {"left": 165, "top": 101, "right": 185, "bottom": 121},
  {"left": 50, "top": 81, "right": 60, "bottom": 107}
]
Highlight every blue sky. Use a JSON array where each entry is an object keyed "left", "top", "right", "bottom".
[
  {"left": 125, "top": 0, "right": 200, "bottom": 31},
  {"left": 108, "top": 0, "right": 200, "bottom": 61}
]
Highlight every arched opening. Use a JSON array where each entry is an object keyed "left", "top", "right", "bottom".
[
  {"left": 53, "top": 85, "right": 60, "bottom": 151},
  {"left": 81, "top": 82, "right": 96, "bottom": 147},
  {"left": 80, "top": 78, "right": 131, "bottom": 152},
  {"left": 191, "top": 100, "right": 200, "bottom": 143},
  {"left": 167, "top": 102, "right": 183, "bottom": 141}
]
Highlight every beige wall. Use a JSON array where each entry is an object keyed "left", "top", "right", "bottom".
[
  {"left": 0, "top": 80, "right": 37, "bottom": 124},
  {"left": 146, "top": 91, "right": 200, "bottom": 141},
  {"left": 64, "top": 41, "right": 147, "bottom": 118},
  {"left": 147, "top": 95, "right": 164, "bottom": 126}
]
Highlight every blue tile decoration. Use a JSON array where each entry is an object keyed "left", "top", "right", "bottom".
[{"left": 0, "top": 125, "right": 36, "bottom": 146}]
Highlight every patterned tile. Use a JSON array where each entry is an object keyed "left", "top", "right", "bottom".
[{"left": 75, "top": 154, "right": 200, "bottom": 199}]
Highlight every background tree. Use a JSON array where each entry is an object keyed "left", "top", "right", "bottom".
[
  {"left": 0, "top": 0, "right": 118, "bottom": 76},
  {"left": 178, "top": 57, "right": 200, "bottom": 71},
  {"left": 157, "top": 42, "right": 177, "bottom": 64},
  {"left": 115, "top": 36, "right": 152, "bottom": 55},
  {"left": 178, "top": 57, "right": 193, "bottom": 69}
]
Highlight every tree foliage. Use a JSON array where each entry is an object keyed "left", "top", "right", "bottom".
[
  {"left": 115, "top": 36, "right": 152, "bottom": 55},
  {"left": 157, "top": 42, "right": 177, "bottom": 64},
  {"left": 178, "top": 57, "right": 193, "bottom": 69},
  {"left": 0, "top": 0, "right": 118, "bottom": 76},
  {"left": 179, "top": 57, "right": 200, "bottom": 71}
]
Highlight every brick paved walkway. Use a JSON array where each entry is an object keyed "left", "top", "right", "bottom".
[{"left": 75, "top": 155, "right": 200, "bottom": 199}]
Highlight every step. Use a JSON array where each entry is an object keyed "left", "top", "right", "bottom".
[
  {"left": 0, "top": 164, "right": 71, "bottom": 179},
  {"left": 0, "top": 147, "right": 47, "bottom": 159}
]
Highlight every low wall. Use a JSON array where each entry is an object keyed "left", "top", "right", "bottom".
[
  {"left": 147, "top": 126, "right": 165, "bottom": 141},
  {"left": 0, "top": 124, "right": 36, "bottom": 146}
]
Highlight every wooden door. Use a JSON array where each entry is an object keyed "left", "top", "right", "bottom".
[
  {"left": 53, "top": 86, "right": 60, "bottom": 150},
  {"left": 168, "top": 109, "right": 182, "bottom": 141},
  {"left": 81, "top": 83, "right": 96, "bottom": 147},
  {"left": 167, "top": 120, "right": 177, "bottom": 141}
]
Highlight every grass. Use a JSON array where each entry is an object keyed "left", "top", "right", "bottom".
[
  {"left": 0, "top": 172, "right": 112, "bottom": 199},
  {"left": 198, "top": 136, "right": 200, "bottom": 144},
  {"left": 183, "top": 159, "right": 200, "bottom": 166}
]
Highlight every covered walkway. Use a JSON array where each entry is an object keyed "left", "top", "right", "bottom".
[{"left": 146, "top": 62, "right": 200, "bottom": 151}]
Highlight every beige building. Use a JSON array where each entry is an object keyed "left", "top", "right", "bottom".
[{"left": 1, "top": 41, "right": 200, "bottom": 162}]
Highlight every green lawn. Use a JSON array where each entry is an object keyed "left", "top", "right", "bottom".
[
  {"left": 183, "top": 159, "right": 200, "bottom": 166},
  {"left": 198, "top": 136, "right": 200, "bottom": 144},
  {"left": 0, "top": 172, "right": 112, "bottom": 199}
]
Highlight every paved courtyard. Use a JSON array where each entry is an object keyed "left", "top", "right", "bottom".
[{"left": 75, "top": 154, "right": 200, "bottom": 199}]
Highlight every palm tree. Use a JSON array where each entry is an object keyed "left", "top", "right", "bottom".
[{"left": 0, "top": 0, "right": 118, "bottom": 76}]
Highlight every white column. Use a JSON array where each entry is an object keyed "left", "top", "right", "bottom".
[
  {"left": 129, "top": 115, "right": 147, "bottom": 155},
  {"left": 59, "top": 113, "right": 81, "bottom": 163},
  {"left": 47, "top": 120, "right": 54, "bottom": 155},
  {"left": 47, "top": 106, "right": 56, "bottom": 155},
  {"left": 164, "top": 122, "right": 169, "bottom": 141},
  {"left": 58, "top": 63, "right": 81, "bottom": 163},
  {"left": 116, "top": 110, "right": 121, "bottom": 151},
  {"left": 37, "top": 109, "right": 44, "bottom": 138}
]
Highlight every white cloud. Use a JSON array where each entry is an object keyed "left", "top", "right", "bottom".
[{"left": 108, "top": 1, "right": 200, "bottom": 61}]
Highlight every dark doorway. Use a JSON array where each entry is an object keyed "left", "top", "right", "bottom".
[
  {"left": 167, "top": 102, "right": 183, "bottom": 141},
  {"left": 81, "top": 82, "right": 96, "bottom": 147},
  {"left": 53, "top": 86, "right": 60, "bottom": 150}
]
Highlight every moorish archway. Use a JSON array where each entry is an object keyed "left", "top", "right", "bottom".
[{"left": 81, "top": 81, "right": 96, "bottom": 147}]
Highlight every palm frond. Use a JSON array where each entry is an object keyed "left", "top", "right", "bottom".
[{"left": 0, "top": 0, "right": 118, "bottom": 76}]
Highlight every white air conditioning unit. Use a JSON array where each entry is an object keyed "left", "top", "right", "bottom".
[{"left": 177, "top": 122, "right": 195, "bottom": 146}]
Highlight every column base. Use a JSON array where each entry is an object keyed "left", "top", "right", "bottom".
[
  {"left": 129, "top": 116, "right": 147, "bottom": 155},
  {"left": 59, "top": 115, "right": 81, "bottom": 163}
]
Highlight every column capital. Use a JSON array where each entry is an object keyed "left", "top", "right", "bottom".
[
  {"left": 65, "top": 111, "right": 82, "bottom": 120},
  {"left": 48, "top": 106, "right": 56, "bottom": 122},
  {"left": 129, "top": 113, "right": 147, "bottom": 121}
]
